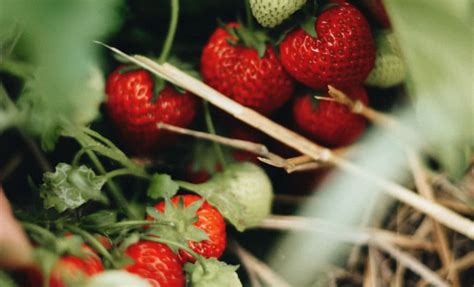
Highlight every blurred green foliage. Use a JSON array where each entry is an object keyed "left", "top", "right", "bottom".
[
  {"left": 385, "top": 0, "right": 474, "bottom": 180},
  {"left": 0, "top": 0, "right": 121, "bottom": 149}
]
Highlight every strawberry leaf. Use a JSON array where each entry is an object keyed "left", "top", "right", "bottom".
[
  {"left": 40, "top": 163, "right": 107, "bottom": 213},
  {"left": 145, "top": 198, "right": 209, "bottom": 252},
  {"left": 184, "top": 258, "right": 242, "bottom": 287},
  {"left": 147, "top": 173, "right": 179, "bottom": 200},
  {"left": 300, "top": 16, "right": 317, "bottom": 38}
]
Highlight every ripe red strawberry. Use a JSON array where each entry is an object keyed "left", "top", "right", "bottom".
[
  {"left": 293, "top": 86, "right": 368, "bottom": 147},
  {"left": 153, "top": 195, "right": 226, "bottom": 263},
  {"left": 280, "top": 2, "right": 375, "bottom": 90},
  {"left": 361, "top": 0, "right": 391, "bottom": 28},
  {"left": 106, "top": 66, "right": 198, "bottom": 155},
  {"left": 124, "top": 240, "right": 185, "bottom": 287},
  {"left": 201, "top": 22, "right": 294, "bottom": 115},
  {"left": 49, "top": 245, "right": 104, "bottom": 287}
]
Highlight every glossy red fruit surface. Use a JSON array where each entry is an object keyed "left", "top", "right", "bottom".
[
  {"left": 201, "top": 23, "right": 294, "bottom": 115},
  {"left": 154, "top": 195, "right": 226, "bottom": 263},
  {"left": 49, "top": 246, "right": 104, "bottom": 287},
  {"left": 293, "top": 86, "right": 368, "bottom": 147},
  {"left": 125, "top": 240, "right": 185, "bottom": 287},
  {"left": 106, "top": 67, "right": 198, "bottom": 155},
  {"left": 280, "top": 2, "right": 375, "bottom": 90}
]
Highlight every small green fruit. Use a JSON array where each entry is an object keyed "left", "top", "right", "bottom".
[
  {"left": 365, "top": 31, "right": 407, "bottom": 88},
  {"left": 179, "top": 162, "right": 273, "bottom": 231},
  {"left": 250, "top": 0, "right": 307, "bottom": 28}
]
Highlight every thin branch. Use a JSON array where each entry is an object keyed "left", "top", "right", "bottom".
[
  {"left": 407, "top": 151, "right": 455, "bottom": 269},
  {"left": 157, "top": 122, "right": 288, "bottom": 167},
  {"left": 99, "top": 45, "right": 474, "bottom": 239},
  {"left": 230, "top": 241, "right": 292, "bottom": 287},
  {"left": 327, "top": 85, "right": 415, "bottom": 140}
]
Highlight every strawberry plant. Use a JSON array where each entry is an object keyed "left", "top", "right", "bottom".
[{"left": 0, "top": 0, "right": 473, "bottom": 286}]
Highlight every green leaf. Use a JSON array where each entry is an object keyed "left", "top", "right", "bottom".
[
  {"left": 85, "top": 271, "right": 150, "bottom": 287},
  {"left": 0, "top": 270, "right": 17, "bottom": 287},
  {"left": 300, "top": 16, "right": 317, "bottom": 38},
  {"left": 383, "top": 0, "right": 473, "bottom": 179},
  {"left": 147, "top": 173, "right": 179, "bottom": 200},
  {"left": 40, "top": 163, "right": 107, "bottom": 212},
  {"left": 81, "top": 210, "right": 118, "bottom": 228},
  {"left": 63, "top": 126, "right": 148, "bottom": 178},
  {"left": 184, "top": 258, "right": 242, "bottom": 287}
]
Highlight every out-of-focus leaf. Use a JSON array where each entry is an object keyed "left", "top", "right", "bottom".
[
  {"left": 40, "top": 163, "right": 107, "bottom": 212},
  {"left": 81, "top": 210, "right": 118, "bottom": 229},
  {"left": 384, "top": 0, "right": 474, "bottom": 179},
  {"left": 0, "top": 0, "right": 121, "bottom": 149}
]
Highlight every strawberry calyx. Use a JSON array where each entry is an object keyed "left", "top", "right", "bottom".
[
  {"left": 299, "top": 1, "right": 341, "bottom": 38},
  {"left": 145, "top": 197, "right": 209, "bottom": 252},
  {"left": 218, "top": 20, "right": 269, "bottom": 58}
]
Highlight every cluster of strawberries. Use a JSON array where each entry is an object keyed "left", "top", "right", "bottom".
[
  {"left": 106, "top": 1, "right": 404, "bottom": 159},
  {"left": 38, "top": 1, "right": 406, "bottom": 286},
  {"left": 26, "top": 195, "right": 226, "bottom": 287}
]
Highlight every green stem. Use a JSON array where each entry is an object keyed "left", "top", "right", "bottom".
[
  {"left": 158, "top": 0, "right": 179, "bottom": 63},
  {"left": 71, "top": 145, "right": 94, "bottom": 167},
  {"left": 64, "top": 225, "right": 117, "bottom": 268},
  {"left": 203, "top": 101, "right": 227, "bottom": 168},
  {"left": 142, "top": 236, "right": 209, "bottom": 274},
  {"left": 85, "top": 150, "right": 138, "bottom": 220},
  {"left": 105, "top": 220, "right": 174, "bottom": 230},
  {"left": 22, "top": 222, "right": 57, "bottom": 247},
  {"left": 104, "top": 168, "right": 147, "bottom": 181}
]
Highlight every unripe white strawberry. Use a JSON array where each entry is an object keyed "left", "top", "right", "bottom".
[
  {"left": 365, "top": 31, "right": 406, "bottom": 88},
  {"left": 250, "top": 0, "right": 307, "bottom": 28}
]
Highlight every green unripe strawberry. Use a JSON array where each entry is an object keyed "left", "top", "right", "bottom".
[
  {"left": 365, "top": 31, "right": 406, "bottom": 88},
  {"left": 179, "top": 162, "right": 273, "bottom": 231},
  {"left": 250, "top": 0, "right": 307, "bottom": 28}
]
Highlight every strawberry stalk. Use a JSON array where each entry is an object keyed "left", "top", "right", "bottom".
[
  {"left": 158, "top": 0, "right": 179, "bottom": 63},
  {"left": 64, "top": 225, "right": 117, "bottom": 268},
  {"left": 22, "top": 222, "right": 58, "bottom": 247},
  {"left": 104, "top": 220, "right": 175, "bottom": 231},
  {"left": 203, "top": 101, "right": 227, "bottom": 168},
  {"left": 84, "top": 150, "right": 138, "bottom": 220},
  {"left": 104, "top": 168, "right": 151, "bottom": 181}
]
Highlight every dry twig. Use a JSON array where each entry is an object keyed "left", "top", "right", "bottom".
[
  {"left": 230, "top": 241, "right": 292, "bottom": 287},
  {"left": 259, "top": 215, "right": 435, "bottom": 251},
  {"left": 407, "top": 150, "right": 459, "bottom": 286}
]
